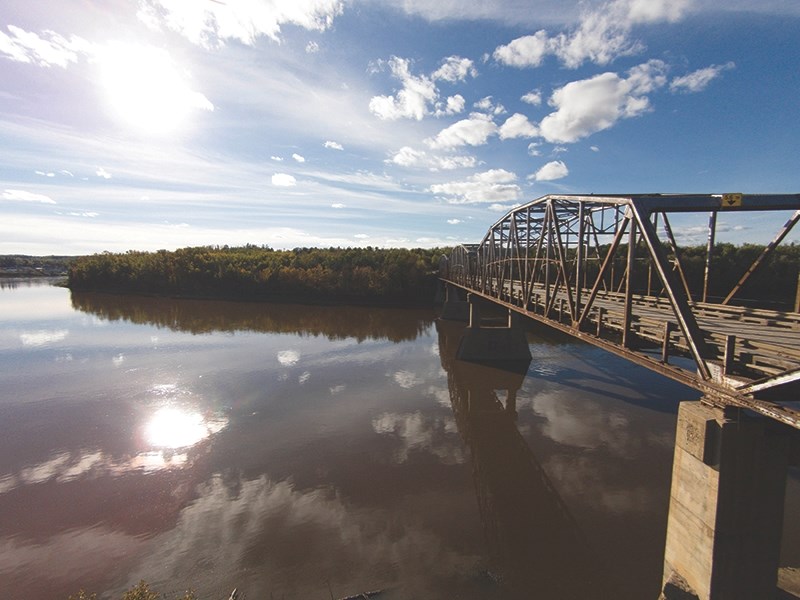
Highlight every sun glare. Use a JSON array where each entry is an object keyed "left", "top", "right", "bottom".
[
  {"left": 145, "top": 407, "right": 210, "bottom": 449},
  {"left": 98, "top": 43, "right": 213, "bottom": 135}
]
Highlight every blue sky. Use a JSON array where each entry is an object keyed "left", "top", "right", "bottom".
[{"left": 1, "top": 0, "right": 799, "bottom": 255}]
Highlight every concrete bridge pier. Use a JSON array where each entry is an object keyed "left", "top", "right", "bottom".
[
  {"left": 660, "top": 401, "right": 789, "bottom": 600},
  {"left": 456, "top": 294, "right": 532, "bottom": 363},
  {"left": 439, "top": 283, "right": 470, "bottom": 322}
]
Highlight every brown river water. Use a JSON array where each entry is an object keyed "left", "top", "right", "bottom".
[{"left": 1, "top": 279, "right": 799, "bottom": 599}]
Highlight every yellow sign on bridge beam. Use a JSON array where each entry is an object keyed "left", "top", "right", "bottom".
[{"left": 721, "top": 193, "right": 743, "bottom": 208}]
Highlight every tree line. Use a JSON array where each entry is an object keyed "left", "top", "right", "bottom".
[
  {"left": 598, "top": 241, "right": 800, "bottom": 308},
  {"left": 68, "top": 245, "right": 448, "bottom": 306},
  {"left": 65, "top": 242, "right": 800, "bottom": 309}
]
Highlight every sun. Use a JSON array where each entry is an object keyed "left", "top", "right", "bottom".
[{"left": 97, "top": 43, "right": 213, "bottom": 135}]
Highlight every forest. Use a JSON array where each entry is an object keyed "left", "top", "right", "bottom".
[
  {"left": 66, "top": 242, "right": 800, "bottom": 309},
  {"left": 67, "top": 245, "right": 447, "bottom": 306}
]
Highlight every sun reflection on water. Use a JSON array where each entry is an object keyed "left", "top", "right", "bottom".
[{"left": 144, "top": 407, "right": 227, "bottom": 450}]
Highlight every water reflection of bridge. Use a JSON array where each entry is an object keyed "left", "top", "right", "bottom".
[
  {"left": 440, "top": 193, "right": 800, "bottom": 600},
  {"left": 436, "top": 319, "right": 618, "bottom": 599}
]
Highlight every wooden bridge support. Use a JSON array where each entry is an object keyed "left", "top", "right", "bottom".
[
  {"left": 456, "top": 294, "right": 532, "bottom": 363},
  {"left": 660, "top": 401, "right": 788, "bottom": 600}
]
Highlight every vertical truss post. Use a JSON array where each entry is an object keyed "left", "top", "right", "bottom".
[
  {"left": 703, "top": 211, "right": 717, "bottom": 303},
  {"left": 575, "top": 202, "right": 586, "bottom": 323},
  {"left": 622, "top": 217, "right": 637, "bottom": 348},
  {"left": 544, "top": 204, "right": 553, "bottom": 311},
  {"left": 550, "top": 202, "right": 577, "bottom": 323},
  {"left": 632, "top": 204, "right": 711, "bottom": 380},
  {"left": 795, "top": 273, "right": 800, "bottom": 313},
  {"left": 648, "top": 212, "right": 658, "bottom": 296}
]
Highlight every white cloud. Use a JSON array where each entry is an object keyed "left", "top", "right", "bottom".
[
  {"left": 493, "top": 31, "right": 552, "bottom": 68},
  {"left": 137, "top": 0, "right": 345, "bottom": 47},
  {"left": 388, "top": 146, "right": 427, "bottom": 167},
  {"left": 386, "top": 147, "right": 476, "bottom": 170},
  {"left": 429, "top": 169, "right": 521, "bottom": 204},
  {"left": 528, "top": 142, "right": 542, "bottom": 156},
  {"left": 539, "top": 59, "right": 668, "bottom": 143},
  {"left": 292, "top": 153, "right": 306, "bottom": 163},
  {"left": 306, "top": 41, "right": 320, "bottom": 53},
  {"left": 435, "top": 155, "right": 477, "bottom": 170},
  {"left": 431, "top": 56, "right": 477, "bottom": 82},
  {"left": 435, "top": 94, "right": 465, "bottom": 117},
  {"left": 368, "top": 56, "right": 437, "bottom": 120},
  {"left": 2, "top": 189, "right": 56, "bottom": 204},
  {"left": 531, "top": 160, "right": 569, "bottom": 181},
  {"left": 96, "top": 167, "right": 112, "bottom": 179},
  {"left": 488, "top": 203, "right": 515, "bottom": 212},
  {"left": 493, "top": 0, "right": 691, "bottom": 69},
  {"left": 473, "top": 96, "right": 506, "bottom": 115},
  {"left": 447, "top": 219, "right": 462, "bottom": 224},
  {"left": 272, "top": 173, "right": 297, "bottom": 186},
  {"left": 366, "top": 55, "right": 475, "bottom": 121},
  {"left": 521, "top": 90, "right": 542, "bottom": 105},
  {"left": 271, "top": 156, "right": 284, "bottom": 161},
  {"left": 426, "top": 113, "right": 498, "bottom": 149},
  {"left": 498, "top": 113, "right": 539, "bottom": 139},
  {"left": 331, "top": 203, "right": 345, "bottom": 208},
  {"left": 590, "top": 145, "right": 600, "bottom": 152},
  {"left": 670, "top": 62, "right": 735, "bottom": 93},
  {"left": 324, "top": 141, "right": 344, "bottom": 150},
  {"left": 0, "top": 25, "right": 91, "bottom": 68}
]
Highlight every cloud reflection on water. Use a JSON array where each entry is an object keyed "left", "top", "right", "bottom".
[{"left": 113, "top": 473, "right": 482, "bottom": 599}]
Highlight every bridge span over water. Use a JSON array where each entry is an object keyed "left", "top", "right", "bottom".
[
  {"left": 440, "top": 193, "right": 800, "bottom": 430},
  {"left": 439, "top": 193, "right": 800, "bottom": 599}
]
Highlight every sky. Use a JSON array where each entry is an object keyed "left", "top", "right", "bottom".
[{"left": 1, "top": 0, "right": 799, "bottom": 255}]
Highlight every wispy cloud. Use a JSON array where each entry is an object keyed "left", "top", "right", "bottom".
[
  {"left": 0, "top": 25, "right": 91, "bottom": 67},
  {"left": 2, "top": 189, "right": 56, "bottom": 204},
  {"left": 670, "top": 62, "right": 735, "bottom": 93},
  {"left": 137, "top": 0, "right": 345, "bottom": 47}
]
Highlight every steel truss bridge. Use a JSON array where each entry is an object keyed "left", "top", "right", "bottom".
[{"left": 440, "top": 193, "right": 800, "bottom": 429}]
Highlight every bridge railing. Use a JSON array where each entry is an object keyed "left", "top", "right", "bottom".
[{"left": 441, "top": 193, "right": 800, "bottom": 428}]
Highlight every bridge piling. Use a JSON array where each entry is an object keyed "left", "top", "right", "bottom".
[
  {"left": 660, "top": 401, "right": 788, "bottom": 600},
  {"left": 439, "top": 283, "right": 470, "bottom": 322},
  {"left": 455, "top": 294, "right": 532, "bottom": 363}
]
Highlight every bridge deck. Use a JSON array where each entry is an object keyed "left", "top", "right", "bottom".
[{"left": 444, "top": 277, "right": 800, "bottom": 428}]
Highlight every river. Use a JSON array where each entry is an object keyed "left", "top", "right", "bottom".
[{"left": 1, "top": 279, "right": 798, "bottom": 599}]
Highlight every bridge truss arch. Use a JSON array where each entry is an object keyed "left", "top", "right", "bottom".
[{"left": 442, "top": 193, "right": 800, "bottom": 428}]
